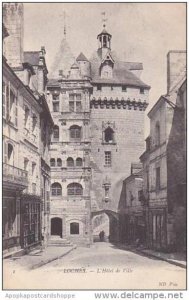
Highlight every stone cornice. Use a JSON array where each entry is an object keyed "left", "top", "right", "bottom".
[{"left": 90, "top": 97, "right": 148, "bottom": 110}]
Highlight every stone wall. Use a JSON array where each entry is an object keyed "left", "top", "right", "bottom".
[{"left": 90, "top": 106, "right": 145, "bottom": 211}]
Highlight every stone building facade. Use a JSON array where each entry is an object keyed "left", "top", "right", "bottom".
[
  {"left": 3, "top": 3, "right": 53, "bottom": 255},
  {"left": 47, "top": 60, "right": 92, "bottom": 246},
  {"left": 118, "top": 163, "right": 146, "bottom": 245},
  {"left": 140, "top": 51, "right": 186, "bottom": 251},
  {"left": 47, "top": 26, "right": 150, "bottom": 245}
]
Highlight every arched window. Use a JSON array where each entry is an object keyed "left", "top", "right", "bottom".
[
  {"left": 70, "top": 222, "right": 79, "bottom": 234},
  {"left": 104, "top": 127, "right": 114, "bottom": 143},
  {"left": 51, "top": 182, "right": 62, "bottom": 196},
  {"left": 50, "top": 158, "right": 55, "bottom": 167},
  {"left": 67, "top": 183, "right": 83, "bottom": 196},
  {"left": 76, "top": 157, "right": 82, "bottom": 167},
  {"left": 67, "top": 157, "right": 74, "bottom": 167},
  {"left": 69, "top": 125, "right": 81, "bottom": 141},
  {"left": 8, "top": 143, "right": 14, "bottom": 165},
  {"left": 57, "top": 158, "right": 62, "bottom": 167},
  {"left": 155, "top": 122, "right": 160, "bottom": 146},
  {"left": 53, "top": 125, "right": 59, "bottom": 141}
]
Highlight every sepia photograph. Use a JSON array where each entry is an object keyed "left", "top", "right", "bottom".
[{"left": 2, "top": 1, "right": 187, "bottom": 291}]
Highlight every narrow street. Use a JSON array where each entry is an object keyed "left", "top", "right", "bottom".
[{"left": 4, "top": 242, "right": 186, "bottom": 290}]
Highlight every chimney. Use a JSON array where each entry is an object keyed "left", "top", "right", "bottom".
[
  {"left": 167, "top": 50, "right": 186, "bottom": 94},
  {"left": 3, "top": 3, "right": 24, "bottom": 68}
]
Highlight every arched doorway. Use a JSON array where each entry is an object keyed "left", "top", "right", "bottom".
[
  {"left": 51, "top": 217, "right": 62, "bottom": 237},
  {"left": 92, "top": 213, "right": 110, "bottom": 242},
  {"left": 91, "top": 210, "right": 119, "bottom": 243}
]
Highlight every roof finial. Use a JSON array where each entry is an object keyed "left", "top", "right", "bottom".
[{"left": 101, "top": 11, "right": 107, "bottom": 29}]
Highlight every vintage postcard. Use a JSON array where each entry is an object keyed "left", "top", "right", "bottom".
[{"left": 2, "top": 2, "right": 186, "bottom": 291}]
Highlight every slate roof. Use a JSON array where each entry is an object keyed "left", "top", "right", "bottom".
[
  {"left": 76, "top": 52, "right": 89, "bottom": 62},
  {"left": 24, "top": 51, "right": 40, "bottom": 66},
  {"left": 91, "top": 55, "right": 150, "bottom": 88},
  {"left": 97, "top": 28, "right": 112, "bottom": 37},
  {"left": 47, "top": 78, "right": 60, "bottom": 87}
]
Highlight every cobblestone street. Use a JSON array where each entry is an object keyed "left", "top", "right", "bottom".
[{"left": 4, "top": 243, "right": 186, "bottom": 290}]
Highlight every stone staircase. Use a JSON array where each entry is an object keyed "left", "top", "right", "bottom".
[{"left": 48, "top": 235, "right": 74, "bottom": 247}]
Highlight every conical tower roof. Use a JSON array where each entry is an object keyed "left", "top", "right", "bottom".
[
  {"left": 50, "top": 38, "right": 75, "bottom": 78},
  {"left": 76, "top": 52, "right": 88, "bottom": 62}
]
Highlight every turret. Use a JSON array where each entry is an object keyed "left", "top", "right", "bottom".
[
  {"left": 69, "top": 62, "right": 81, "bottom": 79},
  {"left": 76, "top": 52, "right": 91, "bottom": 78},
  {"left": 97, "top": 26, "right": 112, "bottom": 59}
]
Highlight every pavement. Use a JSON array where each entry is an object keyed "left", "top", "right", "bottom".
[
  {"left": 115, "top": 243, "right": 186, "bottom": 269},
  {"left": 4, "top": 242, "right": 186, "bottom": 271},
  {"left": 3, "top": 242, "right": 186, "bottom": 290},
  {"left": 4, "top": 245, "right": 76, "bottom": 270}
]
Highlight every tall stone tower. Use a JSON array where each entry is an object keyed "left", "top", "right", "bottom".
[
  {"left": 47, "top": 23, "right": 150, "bottom": 245},
  {"left": 89, "top": 26, "right": 150, "bottom": 240},
  {"left": 3, "top": 3, "right": 24, "bottom": 67}
]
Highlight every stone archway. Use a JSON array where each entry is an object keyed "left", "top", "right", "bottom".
[
  {"left": 51, "top": 217, "right": 62, "bottom": 237},
  {"left": 91, "top": 209, "right": 119, "bottom": 243}
]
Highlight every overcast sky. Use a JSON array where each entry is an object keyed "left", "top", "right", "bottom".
[{"left": 23, "top": 3, "right": 186, "bottom": 136}]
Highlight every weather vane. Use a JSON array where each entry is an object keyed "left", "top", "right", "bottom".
[
  {"left": 101, "top": 11, "right": 108, "bottom": 28},
  {"left": 60, "top": 11, "right": 67, "bottom": 38}
]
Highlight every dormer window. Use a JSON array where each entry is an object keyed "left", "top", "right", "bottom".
[{"left": 101, "top": 64, "right": 113, "bottom": 79}]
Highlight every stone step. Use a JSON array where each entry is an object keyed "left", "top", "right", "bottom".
[{"left": 48, "top": 237, "right": 74, "bottom": 247}]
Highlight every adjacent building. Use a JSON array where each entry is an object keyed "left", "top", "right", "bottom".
[
  {"left": 3, "top": 3, "right": 53, "bottom": 255},
  {"left": 118, "top": 163, "right": 146, "bottom": 245},
  {"left": 140, "top": 51, "right": 186, "bottom": 251}
]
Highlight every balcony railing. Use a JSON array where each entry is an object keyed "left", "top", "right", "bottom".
[{"left": 3, "top": 163, "right": 28, "bottom": 188}]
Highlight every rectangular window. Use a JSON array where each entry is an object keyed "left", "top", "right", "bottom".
[
  {"left": 76, "top": 94, "right": 81, "bottom": 101},
  {"left": 52, "top": 94, "right": 59, "bottom": 101},
  {"left": 6, "top": 84, "right": 10, "bottom": 118},
  {"left": 32, "top": 162, "right": 36, "bottom": 176},
  {"left": 32, "top": 183, "right": 36, "bottom": 195},
  {"left": 69, "top": 94, "right": 74, "bottom": 101},
  {"left": 9, "top": 89, "right": 15, "bottom": 124},
  {"left": 69, "top": 101, "right": 74, "bottom": 112},
  {"left": 105, "top": 151, "right": 111, "bottom": 167},
  {"left": 156, "top": 167, "right": 160, "bottom": 191},
  {"left": 76, "top": 101, "right": 82, "bottom": 112},
  {"left": 24, "top": 158, "right": 29, "bottom": 171},
  {"left": 25, "top": 106, "right": 30, "bottom": 127},
  {"left": 32, "top": 114, "right": 37, "bottom": 132},
  {"left": 53, "top": 102, "right": 59, "bottom": 112},
  {"left": 140, "top": 88, "right": 144, "bottom": 94},
  {"left": 122, "top": 85, "right": 127, "bottom": 92},
  {"left": 15, "top": 96, "right": 18, "bottom": 127},
  {"left": 153, "top": 215, "right": 156, "bottom": 241},
  {"left": 97, "top": 84, "right": 101, "bottom": 91},
  {"left": 3, "top": 81, "right": 6, "bottom": 118}
]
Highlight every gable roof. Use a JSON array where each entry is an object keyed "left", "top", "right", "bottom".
[
  {"left": 101, "top": 51, "right": 115, "bottom": 64},
  {"left": 76, "top": 52, "right": 88, "bottom": 62}
]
